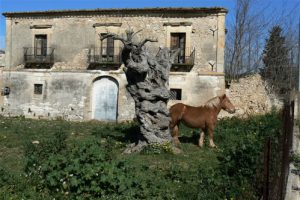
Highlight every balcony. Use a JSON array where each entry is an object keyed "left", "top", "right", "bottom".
[
  {"left": 156, "top": 48, "right": 195, "bottom": 72},
  {"left": 171, "top": 48, "right": 195, "bottom": 72},
  {"left": 88, "top": 47, "right": 122, "bottom": 70},
  {"left": 24, "top": 47, "right": 55, "bottom": 69}
]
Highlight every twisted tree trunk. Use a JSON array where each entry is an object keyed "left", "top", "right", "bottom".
[{"left": 101, "top": 29, "right": 179, "bottom": 153}]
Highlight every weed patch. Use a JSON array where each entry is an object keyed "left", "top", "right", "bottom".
[{"left": 0, "top": 113, "right": 283, "bottom": 199}]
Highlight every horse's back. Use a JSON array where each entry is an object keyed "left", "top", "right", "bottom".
[
  {"left": 170, "top": 103, "right": 209, "bottom": 129},
  {"left": 170, "top": 103, "right": 185, "bottom": 113}
]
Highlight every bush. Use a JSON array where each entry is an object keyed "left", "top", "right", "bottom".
[
  {"left": 215, "top": 112, "right": 282, "bottom": 199},
  {"left": 12, "top": 112, "right": 283, "bottom": 199},
  {"left": 25, "top": 138, "right": 177, "bottom": 199}
]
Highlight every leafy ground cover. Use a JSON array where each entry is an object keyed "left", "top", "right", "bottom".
[{"left": 0, "top": 112, "right": 282, "bottom": 199}]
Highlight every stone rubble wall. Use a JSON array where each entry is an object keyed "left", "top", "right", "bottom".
[{"left": 220, "top": 73, "right": 284, "bottom": 118}]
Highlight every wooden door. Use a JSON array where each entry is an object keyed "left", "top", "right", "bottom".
[
  {"left": 34, "top": 35, "right": 47, "bottom": 56},
  {"left": 101, "top": 34, "right": 114, "bottom": 62},
  {"left": 92, "top": 77, "right": 118, "bottom": 121}
]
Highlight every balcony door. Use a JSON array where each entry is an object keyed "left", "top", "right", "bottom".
[
  {"left": 34, "top": 34, "right": 47, "bottom": 56},
  {"left": 170, "top": 33, "right": 186, "bottom": 63},
  {"left": 101, "top": 34, "right": 114, "bottom": 62}
]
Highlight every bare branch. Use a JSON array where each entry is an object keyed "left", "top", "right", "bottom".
[
  {"left": 99, "top": 33, "right": 127, "bottom": 45},
  {"left": 132, "top": 29, "right": 143, "bottom": 37},
  {"left": 138, "top": 38, "right": 158, "bottom": 48}
]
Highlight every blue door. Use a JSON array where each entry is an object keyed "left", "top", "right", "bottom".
[{"left": 92, "top": 77, "right": 118, "bottom": 121}]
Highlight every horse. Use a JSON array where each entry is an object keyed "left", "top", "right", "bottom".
[{"left": 169, "top": 94, "right": 235, "bottom": 148}]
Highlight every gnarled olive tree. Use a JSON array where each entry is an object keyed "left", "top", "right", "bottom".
[{"left": 101, "top": 29, "right": 179, "bottom": 153}]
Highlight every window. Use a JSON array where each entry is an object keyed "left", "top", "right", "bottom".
[
  {"left": 170, "top": 33, "right": 186, "bottom": 63},
  {"left": 34, "top": 34, "right": 47, "bottom": 56},
  {"left": 34, "top": 84, "right": 43, "bottom": 95},
  {"left": 170, "top": 89, "right": 182, "bottom": 100},
  {"left": 101, "top": 33, "right": 114, "bottom": 61}
]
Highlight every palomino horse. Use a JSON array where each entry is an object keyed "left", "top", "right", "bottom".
[{"left": 169, "top": 94, "right": 235, "bottom": 148}]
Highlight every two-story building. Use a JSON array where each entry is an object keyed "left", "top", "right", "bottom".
[{"left": 1, "top": 7, "right": 227, "bottom": 121}]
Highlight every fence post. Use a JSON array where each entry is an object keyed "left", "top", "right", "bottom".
[
  {"left": 278, "top": 102, "right": 294, "bottom": 199},
  {"left": 263, "top": 137, "right": 271, "bottom": 200}
]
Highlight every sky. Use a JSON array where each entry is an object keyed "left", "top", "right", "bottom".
[{"left": 0, "top": 0, "right": 299, "bottom": 50}]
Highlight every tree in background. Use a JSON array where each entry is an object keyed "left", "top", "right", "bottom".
[
  {"left": 225, "top": 0, "right": 299, "bottom": 82},
  {"left": 225, "top": 0, "right": 268, "bottom": 80},
  {"left": 262, "top": 26, "right": 295, "bottom": 102}
]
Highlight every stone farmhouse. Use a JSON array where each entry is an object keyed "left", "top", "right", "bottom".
[{"left": 0, "top": 7, "right": 227, "bottom": 121}]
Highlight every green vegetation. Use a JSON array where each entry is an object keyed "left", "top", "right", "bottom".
[{"left": 0, "top": 112, "right": 282, "bottom": 199}]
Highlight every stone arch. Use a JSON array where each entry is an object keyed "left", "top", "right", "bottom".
[{"left": 91, "top": 76, "right": 119, "bottom": 121}]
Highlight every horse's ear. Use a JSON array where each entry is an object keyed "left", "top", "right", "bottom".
[{"left": 222, "top": 94, "right": 227, "bottom": 99}]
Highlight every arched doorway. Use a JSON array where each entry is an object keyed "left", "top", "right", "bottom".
[{"left": 92, "top": 77, "right": 118, "bottom": 121}]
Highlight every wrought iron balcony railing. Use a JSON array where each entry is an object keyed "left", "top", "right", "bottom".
[
  {"left": 172, "top": 48, "right": 195, "bottom": 72},
  {"left": 24, "top": 47, "right": 55, "bottom": 68},
  {"left": 88, "top": 47, "right": 122, "bottom": 70},
  {"left": 156, "top": 48, "right": 195, "bottom": 72}
]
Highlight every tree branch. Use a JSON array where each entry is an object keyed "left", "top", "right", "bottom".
[
  {"left": 99, "top": 33, "right": 127, "bottom": 45},
  {"left": 138, "top": 38, "right": 158, "bottom": 48}
]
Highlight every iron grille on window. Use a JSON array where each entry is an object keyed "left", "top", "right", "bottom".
[{"left": 170, "top": 89, "right": 182, "bottom": 100}]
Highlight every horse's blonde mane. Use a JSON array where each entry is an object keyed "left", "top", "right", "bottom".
[{"left": 204, "top": 96, "right": 221, "bottom": 108}]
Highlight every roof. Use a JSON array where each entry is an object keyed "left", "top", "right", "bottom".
[{"left": 3, "top": 7, "right": 228, "bottom": 18}]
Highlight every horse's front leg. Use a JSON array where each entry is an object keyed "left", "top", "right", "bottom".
[
  {"left": 198, "top": 130, "right": 205, "bottom": 147},
  {"left": 171, "top": 125, "right": 180, "bottom": 145},
  {"left": 208, "top": 127, "right": 217, "bottom": 148}
]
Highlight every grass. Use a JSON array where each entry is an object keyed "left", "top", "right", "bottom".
[
  {"left": 0, "top": 113, "right": 282, "bottom": 199},
  {"left": 0, "top": 117, "right": 218, "bottom": 173}
]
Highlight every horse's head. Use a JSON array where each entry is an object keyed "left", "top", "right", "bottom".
[{"left": 219, "top": 94, "right": 236, "bottom": 114}]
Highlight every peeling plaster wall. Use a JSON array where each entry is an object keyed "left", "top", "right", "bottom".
[
  {"left": 0, "top": 53, "right": 5, "bottom": 67},
  {"left": 169, "top": 72, "right": 225, "bottom": 107},
  {"left": 2, "top": 9, "right": 227, "bottom": 121},
  {"left": 0, "top": 70, "right": 136, "bottom": 121},
  {"left": 1, "top": 70, "right": 224, "bottom": 121},
  {"left": 5, "top": 12, "right": 226, "bottom": 72}
]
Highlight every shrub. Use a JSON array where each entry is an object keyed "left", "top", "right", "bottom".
[
  {"left": 15, "top": 112, "right": 283, "bottom": 199},
  {"left": 215, "top": 112, "right": 282, "bottom": 199}
]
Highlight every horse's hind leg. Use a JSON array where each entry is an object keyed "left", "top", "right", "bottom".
[
  {"left": 198, "top": 131, "right": 205, "bottom": 147},
  {"left": 171, "top": 125, "right": 180, "bottom": 145}
]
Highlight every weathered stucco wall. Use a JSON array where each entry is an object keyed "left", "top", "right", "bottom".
[
  {"left": 0, "top": 52, "right": 5, "bottom": 67},
  {"left": 0, "top": 70, "right": 135, "bottom": 121},
  {"left": 169, "top": 72, "right": 225, "bottom": 107},
  {"left": 5, "top": 11, "right": 226, "bottom": 73},
  {"left": 2, "top": 8, "right": 227, "bottom": 121},
  {"left": 0, "top": 70, "right": 224, "bottom": 121}
]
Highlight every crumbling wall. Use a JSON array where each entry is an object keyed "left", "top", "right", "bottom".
[{"left": 221, "top": 73, "right": 283, "bottom": 118}]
